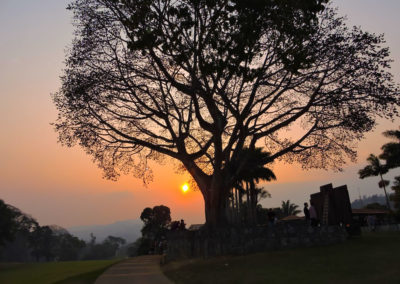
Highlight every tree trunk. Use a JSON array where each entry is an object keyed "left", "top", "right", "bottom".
[
  {"left": 249, "top": 181, "right": 257, "bottom": 225},
  {"left": 203, "top": 184, "right": 230, "bottom": 227},
  {"left": 184, "top": 162, "right": 230, "bottom": 227},
  {"left": 379, "top": 172, "right": 392, "bottom": 211}
]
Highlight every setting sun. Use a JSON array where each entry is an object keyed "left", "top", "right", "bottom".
[{"left": 182, "top": 183, "right": 189, "bottom": 193}]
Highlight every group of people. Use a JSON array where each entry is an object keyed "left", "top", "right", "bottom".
[
  {"left": 170, "top": 219, "right": 186, "bottom": 231},
  {"left": 303, "top": 202, "right": 319, "bottom": 226}
]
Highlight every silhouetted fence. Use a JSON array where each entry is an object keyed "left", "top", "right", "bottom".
[{"left": 166, "top": 223, "right": 347, "bottom": 260}]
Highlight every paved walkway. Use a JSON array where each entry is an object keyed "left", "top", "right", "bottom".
[{"left": 95, "top": 255, "right": 173, "bottom": 284}]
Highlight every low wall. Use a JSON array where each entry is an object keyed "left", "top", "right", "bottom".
[
  {"left": 361, "top": 224, "right": 400, "bottom": 233},
  {"left": 166, "top": 222, "right": 348, "bottom": 261}
]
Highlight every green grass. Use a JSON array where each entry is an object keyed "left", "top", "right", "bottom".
[
  {"left": 162, "top": 232, "right": 400, "bottom": 284},
  {"left": 0, "top": 259, "right": 121, "bottom": 284}
]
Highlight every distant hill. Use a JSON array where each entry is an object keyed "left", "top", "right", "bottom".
[{"left": 68, "top": 219, "right": 143, "bottom": 243}]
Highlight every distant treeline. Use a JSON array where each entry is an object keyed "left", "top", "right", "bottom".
[
  {"left": 0, "top": 199, "right": 126, "bottom": 262},
  {"left": 351, "top": 194, "right": 391, "bottom": 209}
]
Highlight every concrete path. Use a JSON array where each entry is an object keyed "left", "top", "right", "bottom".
[{"left": 95, "top": 255, "right": 173, "bottom": 284}]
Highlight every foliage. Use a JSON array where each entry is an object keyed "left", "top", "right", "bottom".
[
  {"left": 363, "top": 202, "right": 388, "bottom": 210},
  {"left": 127, "top": 237, "right": 152, "bottom": 257},
  {"left": 378, "top": 179, "right": 390, "bottom": 188},
  {"left": 54, "top": 0, "right": 400, "bottom": 225},
  {"left": 30, "top": 226, "right": 56, "bottom": 261},
  {"left": 0, "top": 199, "right": 20, "bottom": 245},
  {"left": 359, "top": 154, "right": 389, "bottom": 178},
  {"left": 281, "top": 200, "right": 301, "bottom": 217},
  {"left": 82, "top": 235, "right": 126, "bottom": 260},
  {"left": 0, "top": 199, "right": 38, "bottom": 247},
  {"left": 231, "top": 148, "right": 276, "bottom": 186},
  {"left": 0, "top": 200, "right": 39, "bottom": 262},
  {"left": 351, "top": 194, "right": 387, "bottom": 209},
  {"left": 53, "top": 233, "right": 86, "bottom": 261},
  {"left": 140, "top": 205, "right": 171, "bottom": 239},
  {"left": 380, "top": 129, "right": 400, "bottom": 169},
  {"left": 0, "top": 200, "right": 86, "bottom": 262},
  {"left": 229, "top": 147, "right": 275, "bottom": 225}
]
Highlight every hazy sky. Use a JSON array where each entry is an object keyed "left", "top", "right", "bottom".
[{"left": 1, "top": 0, "right": 399, "bottom": 228}]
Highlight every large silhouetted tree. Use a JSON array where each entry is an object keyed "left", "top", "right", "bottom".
[{"left": 54, "top": 0, "right": 399, "bottom": 226}]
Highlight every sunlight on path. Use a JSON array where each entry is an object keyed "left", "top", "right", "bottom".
[{"left": 95, "top": 255, "right": 172, "bottom": 284}]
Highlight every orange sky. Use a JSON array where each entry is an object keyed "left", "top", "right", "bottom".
[{"left": 1, "top": 0, "right": 400, "bottom": 228}]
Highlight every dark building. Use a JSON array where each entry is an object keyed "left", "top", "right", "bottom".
[{"left": 310, "top": 183, "right": 353, "bottom": 226}]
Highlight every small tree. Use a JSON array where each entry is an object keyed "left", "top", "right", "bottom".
[{"left": 140, "top": 205, "right": 171, "bottom": 242}]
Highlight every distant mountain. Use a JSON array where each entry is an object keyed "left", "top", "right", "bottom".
[{"left": 68, "top": 219, "right": 143, "bottom": 243}]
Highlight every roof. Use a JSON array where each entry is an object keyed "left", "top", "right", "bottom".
[
  {"left": 352, "top": 209, "right": 389, "bottom": 215},
  {"left": 188, "top": 224, "right": 203, "bottom": 231},
  {"left": 280, "top": 215, "right": 304, "bottom": 221}
]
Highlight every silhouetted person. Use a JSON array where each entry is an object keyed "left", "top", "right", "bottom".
[
  {"left": 170, "top": 221, "right": 180, "bottom": 231},
  {"left": 309, "top": 201, "right": 318, "bottom": 227},
  {"left": 267, "top": 209, "right": 275, "bottom": 227},
  {"left": 304, "top": 202, "right": 310, "bottom": 223},
  {"left": 179, "top": 219, "right": 186, "bottom": 230},
  {"left": 366, "top": 215, "right": 376, "bottom": 232}
]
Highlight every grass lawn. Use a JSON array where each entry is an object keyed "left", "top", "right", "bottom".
[
  {"left": 0, "top": 259, "right": 121, "bottom": 284},
  {"left": 162, "top": 231, "right": 400, "bottom": 284}
]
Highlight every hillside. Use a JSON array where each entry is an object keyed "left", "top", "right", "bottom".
[{"left": 68, "top": 219, "right": 142, "bottom": 243}]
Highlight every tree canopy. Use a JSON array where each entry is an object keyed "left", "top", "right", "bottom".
[
  {"left": 140, "top": 205, "right": 171, "bottom": 239},
  {"left": 54, "top": 0, "right": 399, "bottom": 225}
]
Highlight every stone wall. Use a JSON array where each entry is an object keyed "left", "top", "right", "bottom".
[
  {"left": 166, "top": 222, "right": 348, "bottom": 261},
  {"left": 361, "top": 224, "right": 400, "bottom": 233}
]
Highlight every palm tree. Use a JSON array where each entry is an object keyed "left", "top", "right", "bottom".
[
  {"left": 281, "top": 200, "right": 301, "bottom": 217},
  {"left": 380, "top": 129, "right": 400, "bottom": 169},
  {"left": 231, "top": 147, "right": 276, "bottom": 225},
  {"left": 359, "top": 154, "right": 391, "bottom": 210}
]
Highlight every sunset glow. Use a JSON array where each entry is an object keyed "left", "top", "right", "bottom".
[{"left": 182, "top": 183, "right": 189, "bottom": 193}]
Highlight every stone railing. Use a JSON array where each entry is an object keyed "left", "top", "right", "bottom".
[{"left": 166, "top": 222, "right": 348, "bottom": 261}]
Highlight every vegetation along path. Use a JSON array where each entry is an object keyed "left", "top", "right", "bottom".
[{"left": 95, "top": 255, "right": 172, "bottom": 284}]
